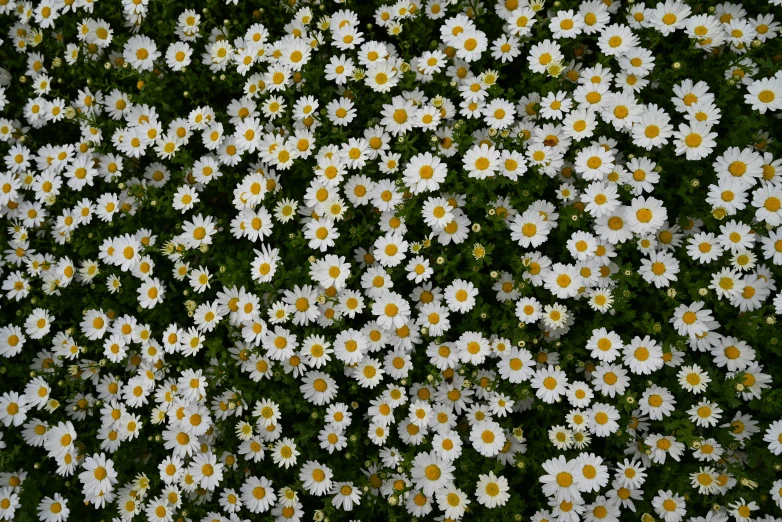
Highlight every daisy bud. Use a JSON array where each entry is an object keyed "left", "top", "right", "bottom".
[
  {"left": 388, "top": 496, "right": 398, "bottom": 505},
  {"left": 698, "top": 288, "right": 708, "bottom": 296}
]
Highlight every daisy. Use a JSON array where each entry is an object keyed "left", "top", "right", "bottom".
[
  {"left": 652, "top": 490, "right": 687, "bottom": 522},
  {"left": 650, "top": 0, "right": 692, "bottom": 35},
  {"left": 37, "top": 493, "right": 69, "bottom": 522},
  {"left": 528, "top": 40, "right": 564, "bottom": 74},
  {"left": 300, "top": 371, "right": 338, "bottom": 406},
  {"left": 639, "top": 385, "right": 677, "bottom": 420},
  {"left": 327, "top": 97, "right": 357, "bottom": 127},
  {"left": 714, "top": 146, "right": 764, "bottom": 187},
  {"left": 373, "top": 232, "right": 408, "bottom": 268},
  {"left": 304, "top": 219, "right": 340, "bottom": 252},
  {"left": 562, "top": 108, "right": 598, "bottom": 141},
  {"left": 688, "top": 399, "right": 723, "bottom": 428},
  {"left": 476, "top": 472, "right": 510, "bottom": 509},
  {"left": 241, "top": 476, "right": 276, "bottom": 514},
  {"left": 543, "top": 263, "right": 583, "bottom": 299},
  {"left": 573, "top": 453, "right": 609, "bottom": 493},
  {"left": 752, "top": 184, "right": 782, "bottom": 225},
  {"left": 444, "top": 279, "right": 478, "bottom": 313},
  {"left": 469, "top": 419, "right": 505, "bottom": 457},
  {"left": 686, "top": 232, "right": 724, "bottom": 264},
  {"left": 411, "top": 450, "right": 454, "bottom": 496},
  {"left": 531, "top": 366, "right": 568, "bottom": 404},
  {"left": 673, "top": 122, "right": 718, "bottom": 160},
  {"left": 123, "top": 35, "right": 160, "bottom": 72},
  {"left": 745, "top": 76, "right": 782, "bottom": 114},
  {"left": 0, "top": 392, "right": 28, "bottom": 428},
  {"left": 639, "top": 250, "right": 679, "bottom": 288},
  {"left": 436, "top": 486, "right": 470, "bottom": 520},
  {"left": 598, "top": 24, "right": 638, "bottom": 56},
  {"left": 540, "top": 456, "right": 579, "bottom": 501},
  {"left": 454, "top": 28, "right": 487, "bottom": 62},
  {"left": 511, "top": 209, "right": 552, "bottom": 248},
  {"left": 25, "top": 308, "right": 54, "bottom": 340},
  {"left": 632, "top": 105, "right": 673, "bottom": 150},
  {"left": 463, "top": 143, "right": 500, "bottom": 180},
  {"left": 670, "top": 301, "right": 713, "bottom": 337},
  {"left": 299, "top": 461, "right": 333, "bottom": 497}
]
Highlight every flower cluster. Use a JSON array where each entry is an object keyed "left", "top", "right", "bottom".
[{"left": 1, "top": 0, "right": 782, "bottom": 522}]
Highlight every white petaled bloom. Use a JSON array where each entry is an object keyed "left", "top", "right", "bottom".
[
  {"left": 469, "top": 419, "right": 506, "bottom": 457},
  {"left": 673, "top": 121, "right": 717, "bottom": 160},
  {"left": 411, "top": 450, "right": 455, "bottom": 496},
  {"left": 436, "top": 486, "right": 471, "bottom": 520},
  {"left": 475, "top": 472, "right": 510, "bottom": 508},
  {"left": 123, "top": 35, "right": 160, "bottom": 72},
  {"left": 652, "top": 490, "right": 687, "bottom": 522},
  {"left": 511, "top": 209, "right": 552, "bottom": 248},
  {"left": 444, "top": 279, "right": 478, "bottom": 313},
  {"left": 78, "top": 453, "right": 118, "bottom": 498}
]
